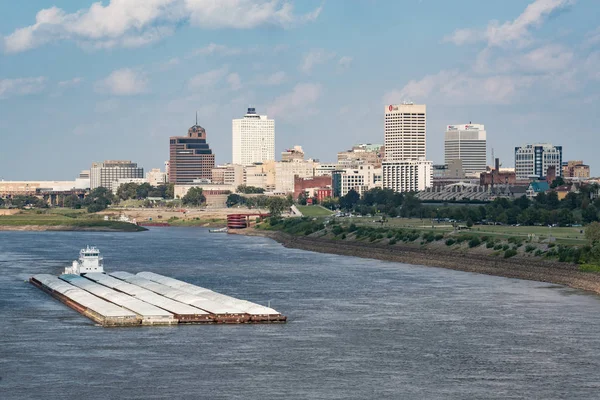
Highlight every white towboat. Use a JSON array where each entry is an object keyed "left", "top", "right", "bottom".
[
  {"left": 209, "top": 227, "right": 228, "bottom": 233},
  {"left": 64, "top": 246, "right": 104, "bottom": 275}
]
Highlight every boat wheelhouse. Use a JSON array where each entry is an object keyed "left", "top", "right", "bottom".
[{"left": 64, "top": 246, "right": 104, "bottom": 275}]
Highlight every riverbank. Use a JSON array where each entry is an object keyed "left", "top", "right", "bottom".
[
  {"left": 0, "top": 223, "right": 146, "bottom": 232},
  {"left": 234, "top": 228, "right": 600, "bottom": 295}
]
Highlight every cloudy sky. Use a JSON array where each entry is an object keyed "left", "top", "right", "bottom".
[{"left": 1, "top": 0, "right": 598, "bottom": 180}]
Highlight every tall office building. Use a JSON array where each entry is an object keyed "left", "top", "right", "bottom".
[
  {"left": 232, "top": 108, "right": 275, "bottom": 165},
  {"left": 444, "top": 124, "right": 487, "bottom": 175},
  {"left": 90, "top": 160, "right": 143, "bottom": 190},
  {"left": 383, "top": 103, "right": 431, "bottom": 192},
  {"left": 514, "top": 143, "right": 562, "bottom": 180},
  {"left": 384, "top": 103, "right": 426, "bottom": 161},
  {"left": 169, "top": 120, "right": 216, "bottom": 184}
]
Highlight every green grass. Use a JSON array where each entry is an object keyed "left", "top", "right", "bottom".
[
  {"left": 0, "top": 210, "right": 146, "bottom": 231},
  {"left": 579, "top": 264, "right": 600, "bottom": 273},
  {"left": 336, "top": 217, "right": 586, "bottom": 245},
  {"left": 297, "top": 205, "right": 334, "bottom": 217}
]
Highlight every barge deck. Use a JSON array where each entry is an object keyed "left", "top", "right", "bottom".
[{"left": 30, "top": 247, "right": 286, "bottom": 327}]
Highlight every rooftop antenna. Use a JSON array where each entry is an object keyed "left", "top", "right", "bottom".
[{"left": 195, "top": 111, "right": 198, "bottom": 126}]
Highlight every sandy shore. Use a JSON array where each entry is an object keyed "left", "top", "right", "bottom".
[
  {"left": 233, "top": 229, "right": 600, "bottom": 295},
  {"left": 0, "top": 225, "right": 144, "bottom": 232}
]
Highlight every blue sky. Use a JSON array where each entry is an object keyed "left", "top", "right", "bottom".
[{"left": 0, "top": 0, "right": 598, "bottom": 180}]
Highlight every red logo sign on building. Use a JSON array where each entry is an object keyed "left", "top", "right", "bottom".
[{"left": 388, "top": 105, "right": 393, "bottom": 112}]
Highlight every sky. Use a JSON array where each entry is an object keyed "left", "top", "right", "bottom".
[{"left": 0, "top": 0, "right": 598, "bottom": 180}]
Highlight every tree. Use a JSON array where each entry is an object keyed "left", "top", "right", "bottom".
[
  {"left": 116, "top": 182, "right": 139, "bottom": 200},
  {"left": 267, "top": 197, "right": 288, "bottom": 217},
  {"left": 165, "top": 183, "right": 175, "bottom": 199},
  {"left": 63, "top": 194, "right": 82, "bottom": 209},
  {"left": 84, "top": 187, "right": 114, "bottom": 213},
  {"left": 182, "top": 187, "right": 205, "bottom": 206},
  {"left": 226, "top": 193, "right": 245, "bottom": 207},
  {"left": 339, "top": 189, "right": 360, "bottom": 210},
  {"left": 582, "top": 206, "right": 599, "bottom": 224},
  {"left": 136, "top": 183, "right": 152, "bottom": 199},
  {"left": 237, "top": 185, "right": 265, "bottom": 194},
  {"left": 585, "top": 222, "right": 600, "bottom": 246},
  {"left": 550, "top": 176, "right": 565, "bottom": 189},
  {"left": 297, "top": 191, "right": 308, "bottom": 205}
]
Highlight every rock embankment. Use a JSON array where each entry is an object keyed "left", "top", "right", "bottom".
[{"left": 238, "top": 230, "right": 600, "bottom": 295}]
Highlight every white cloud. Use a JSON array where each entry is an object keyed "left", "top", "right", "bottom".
[
  {"left": 585, "top": 27, "right": 600, "bottom": 47},
  {"left": 383, "top": 70, "right": 535, "bottom": 105},
  {"left": 266, "top": 83, "right": 322, "bottom": 118},
  {"left": 264, "top": 71, "right": 286, "bottom": 85},
  {"left": 96, "top": 68, "right": 148, "bottom": 96},
  {"left": 188, "top": 66, "right": 229, "bottom": 89},
  {"left": 191, "top": 43, "right": 242, "bottom": 57},
  {"left": 159, "top": 57, "right": 181, "bottom": 71},
  {"left": 3, "top": 0, "right": 322, "bottom": 53},
  {"left": 338, "top": 56, "right": 353, "bottom": 69},
  {"left": 300, "top": 49, "right": 336, "bottom": 73},
  {"left": 58, "top": 77, "right": 83, "bottom": 87},
  {"left": 227, "top": 73, "right": 242, "bottom": 90},
  {"left": 0, "top": 77, "right": 46, "bottom": 99},
  {"left": 444, "top": 0, "right": 574, "bottom": 48}
]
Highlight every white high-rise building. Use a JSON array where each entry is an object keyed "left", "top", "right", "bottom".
[
  {"left": 384, "top": 103, "right": 426, "bottom": 161},
  {"left": 444, "top": 124, "right": 487, "bottom": 176},
  {"left": 382, "top": 160, "right": 432, "bottom": 193},
  {"left": 514, "top": 143, "right": 563, "bottom": 180},
  {"left": 232, "top": 108, "right": 275, "bottom": 166},
  {"left": 90, "top": 160, "right": 143, "bottom": 190},
  {"left": 383, "top": 103, "right": 431, "bottom": 192}
]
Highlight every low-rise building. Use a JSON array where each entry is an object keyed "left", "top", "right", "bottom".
[
  {"left": 293, "top": 175, "right": 332, "bottom": 200},
  {"left": 211, "top": 164, "right": 245, "bottom": 187},
  {"left": 332, "top": 165, "right": 382, "bottom": 197},
  {"left": 244, "top": 162, "right": 276, "bottom": 192},
  {"left": 275, "top": 159, "right": 317, "bottom": 194},
  {"left": 337, "top": 143, "right": 384, "bottom": 168},
  {"left": 563, "top": 161, "right": 590, "bottom": 179},
  {"left": 146, "top": 168, "right": 167, "bottom": 186}
]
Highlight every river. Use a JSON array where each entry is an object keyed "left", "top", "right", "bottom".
[{"left": 1, "top": 228, "right": 600, "bottom": 399}]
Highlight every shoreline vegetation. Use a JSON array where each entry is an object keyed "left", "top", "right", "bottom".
[
  {"left": 0, "top": 210, "right": 147, "bottom": 232},
  {"left": 233, "top": 217, "right": 600, "bottom": 295}
]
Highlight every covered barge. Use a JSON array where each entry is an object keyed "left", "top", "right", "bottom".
[{"left": 30, "top": 246, "right": 287, "bottom": 327}]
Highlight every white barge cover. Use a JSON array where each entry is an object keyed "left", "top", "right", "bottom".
[
  {"left": 137, "top": 271, "right": 281, "bottom": 316},
  {"left": 32, "top": 274, "right": 137, "bottom": 318},
  {"left": 110, "top": 271, "right": 246, "bottom": 315},
  {"left": 59, "top": 274, "right": 175, "bottom": 323},
  {"left": 84, "top": 273, "right": 209, "bottom": 316}
]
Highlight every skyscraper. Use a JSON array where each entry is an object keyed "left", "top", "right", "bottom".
[
  {"left": 384, "top": 103, "right": 426, "bottom": 161},
  {"left": 232, "top": 108, "right": 275, "bottom": 165},
  {"left": 382, "top": 103, "right": 432, "bottom": 192},
  {"left": 169, "top": 118, "right": 216, "bottom": 184},
  {"left": 514, "top": 143, "right": 563, "bottom": 180},
  {"left": 444, "top": 123, "right": 487, "bottom": 176}
]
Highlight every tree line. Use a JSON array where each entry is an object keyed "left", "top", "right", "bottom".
[{"left": 332, "top": 184, "right": 600, "bottom": 227}]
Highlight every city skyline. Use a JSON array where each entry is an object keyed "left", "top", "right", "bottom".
[{"left": 1, "top": 0, "right": 599, "bottom": 180}]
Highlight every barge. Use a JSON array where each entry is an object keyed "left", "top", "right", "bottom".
[{"left": 30, "top": 246, "right": 287, "bottom": 327}]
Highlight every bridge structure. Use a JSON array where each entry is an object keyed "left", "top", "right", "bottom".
[{"left": 226, "top": 213, "right": 270, "bottom": 229}]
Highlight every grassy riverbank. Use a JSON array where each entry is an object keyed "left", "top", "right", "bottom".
[
  {"left": 256, "top": 217, "right": 599, "bottom": 271},
  {"left": 240, "top": 217, "right": 600, "bottom": 295},
  {"left": 0, "top": 209, "right": 147, "bottom": 232}
]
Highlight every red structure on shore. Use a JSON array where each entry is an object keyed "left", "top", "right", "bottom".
[{"left": 227, "top": 213, "right": 270, "bottom": 229}]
